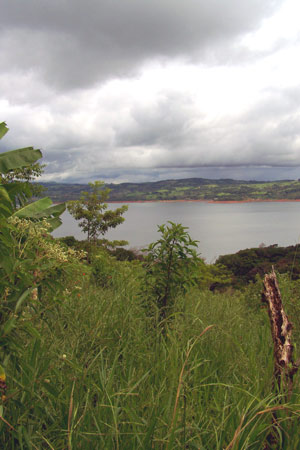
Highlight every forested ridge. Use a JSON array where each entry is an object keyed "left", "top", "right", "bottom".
[
  {"left": 39, "top": 178, "right": 300, "bottom": 202},
  {"left": 40, "top": 178, "right": 300, "bottom": 202}
]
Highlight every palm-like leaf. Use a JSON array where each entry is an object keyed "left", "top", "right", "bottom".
[
  {"left": 0, "top": 122, "right": 8, "bottom": 140},
  {"left": 0, "top": 147, "right": 42, "bottom": 174}
]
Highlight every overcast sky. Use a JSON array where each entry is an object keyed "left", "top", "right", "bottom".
[{"left": 1, "top": 0, "right": 300, "bottom": 183}]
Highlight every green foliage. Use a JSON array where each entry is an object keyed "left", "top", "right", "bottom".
[
  {"left": 0, "top": 124, "right": 67, "bottom": 288},
  {"left": 0, "top": 218, "right": 85, "bottom": 341},
  {"left": 196, "top": 262, "right": 232, "bottom": 291},
  {"left": 91, "top": 249, "right": 116, "bottom": 288},
  {"left": 67, "top": 181, "right": 128, "bottom": 258},
  {"left": 1, "top": 161, "right": 45, "bottom": 183},
  {"left": 143, "top": 222, "right": 200, "bottom": 321},
  {"left": 217, "top": 244, "right": 300, "bottom": 287},
  {"left": 1, "top": 122, "right": 300, "bottom": 448},
  {"left": 0, "top": 145, "right": 42, "bottom": 176},
  {"left": 0, "top": 122, "right": 62, "bottom": 222},
  {"left": 0, "top": 121, "right": 71, "bottom": 413},
  {"left": 109, "top": 246, "right": 142, "bottom": 261},
  {"left": 91, "top": 246, "right": 142, "bottom": 289},
  {"left": 1, "top": 161, "right": 46, "bottom": 198},
  {"left": 0, "top": 272, "right": 299, "bottom": 448},
  {"left": 0, "top": 122, "right": 46, "bottom": 201},
  {"left": 58, "top": 235, "right": 79, "bottom": 248}
]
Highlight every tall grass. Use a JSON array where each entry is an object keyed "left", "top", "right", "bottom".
[{"left": 1, "top": 267, "right": 300, "bottom": 448}]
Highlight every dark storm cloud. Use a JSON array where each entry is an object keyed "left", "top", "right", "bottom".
[
  {"left": 2, "top": 0, "right": 299, "bottom": 184},
  {"left": 0, "top": 0, "right": 282, "bottom": 90}
]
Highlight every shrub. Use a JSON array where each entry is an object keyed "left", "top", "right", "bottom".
[{"left": 143, "top": 222, "right": 200, "bottom": 323}]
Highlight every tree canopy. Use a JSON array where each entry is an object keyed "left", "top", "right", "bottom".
[{"left": 67, "top": 181, "right": 128, "bottom": 244}]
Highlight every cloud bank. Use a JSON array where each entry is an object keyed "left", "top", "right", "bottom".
[{"left": 1, "top": 0, "right": 300, "bottom": 182}]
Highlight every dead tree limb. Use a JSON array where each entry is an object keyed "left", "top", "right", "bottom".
[
  {"left": 261, "top": 268, "right": 299, "bottom": 449},
  {"left": 262, "top": 267, "right": 299, "bottom": 398}
]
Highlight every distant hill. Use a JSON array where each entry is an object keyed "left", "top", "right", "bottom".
[{"left": 37, "top": 178, "right": 300, "bottom": 202}]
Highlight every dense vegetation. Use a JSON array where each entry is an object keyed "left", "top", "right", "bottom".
[
  {"left": 1, "top": 123, "right": 300, "bottom": 448},
  {"left": 40, "top": 178, "right": 300, "bottom": 202},
  {"left": 216, "top": 244, "right": 300, "bottom": 288}
]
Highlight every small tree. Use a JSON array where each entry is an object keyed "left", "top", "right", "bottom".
[
  {"left": 67, "top": 181, "right": 128, "bottom": 254},
  {"left": 143, "top": 221, "right": 200, "bottom": 323}
]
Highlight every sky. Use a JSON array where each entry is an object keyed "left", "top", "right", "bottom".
[{"left": 1, "top": 0, "right": 300, "bottom": 184}]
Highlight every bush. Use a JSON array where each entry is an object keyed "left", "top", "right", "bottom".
[{"left": 142, "top": 222, "right": 200, "bottom": 323}]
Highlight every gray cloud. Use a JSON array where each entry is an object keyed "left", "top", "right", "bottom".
[
  {"left": 111, "top": 86, "right": 300, "bottom": 168},
  {"left": 2, "top": 79, "right": 300, "bottom": 184},
  {"left": 114, "top": 91, "right": 197, "bottom": 148},
  {"left": 0, "top": 0, "right": 282, "bottom": 90},
  {"left": 2, "top": 0, "right": 299, "bottom": 184}
]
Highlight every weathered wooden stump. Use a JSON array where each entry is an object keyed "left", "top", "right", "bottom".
[
  {"left": 262, "top": 268, "right": 298, "bottom": 396},
  {"left": 261, "top": 268, "right": 299, "bottom": 448}
]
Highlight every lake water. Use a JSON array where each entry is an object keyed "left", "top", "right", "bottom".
[{"left": 52, "top": 201, "right": 300, "bottom": 263}]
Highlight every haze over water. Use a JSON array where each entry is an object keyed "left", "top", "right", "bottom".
[{"left": 53, "top": 201, "right": 300, "bottom": 263}]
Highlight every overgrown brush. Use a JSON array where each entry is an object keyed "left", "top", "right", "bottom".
[
  {"left": 1, "top": 270, "right": 299, "bottom": 448},
  {"left": 1, "top": 122, "right": 299, "bottom": 447}
]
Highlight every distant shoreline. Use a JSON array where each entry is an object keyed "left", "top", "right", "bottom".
[
  {"left": 107, "top": 198, "right": 300, "bottom": 204},
  {"left": 55, "top": 198, "right": 300, "bottom": 205}
]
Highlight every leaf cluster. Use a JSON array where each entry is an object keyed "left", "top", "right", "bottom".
[
  {"left": 0, "top": 121, "right": 73, "bottom": 389},
  {"left": 217, "top": 244, "right": 300, "bottom": 287},
  {"left": 67, "top": 181, "right": 128, "bottom": 243},
  {"left": 143, "top": 221, "right": 200, "bottom": 320}
]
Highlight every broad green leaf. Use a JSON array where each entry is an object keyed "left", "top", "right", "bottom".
[
  {"left": 0, "top": 204, "right": 12, "bottom": 217},
  {"left": 0, "top": 186, "right": 13, "bottom": 217},
  {"left": 44, "top": 202, "right": 66, "bottom": 217},
  {"left": 46, "top": 216, "right": 63, "bottom": 231},
  {"left": 0, "top": 252, "right": 14, "bottom": 275},
  {"left": 0, "top": 122, "right": 8, "bottom": 140},
  {"left": 13, "top": 197, "right": 53, "bottom": 218},
  {"left": 0, "top": 147, "right": 42, "bottom": 174},
  {"left": 0, "top": 185, "right": 11, "bottom": 204},
  {"left": 33, "top": 202, "right": 66, "bottom": 219},
  {"left": 14, "top": 199, "right": 66, "bottom": 227},
  {"left": 4, "top": 182, "right": 32, "bottom": 204},
  {"left": 0, "top": 224, "right": 15, "bottom": 274}
]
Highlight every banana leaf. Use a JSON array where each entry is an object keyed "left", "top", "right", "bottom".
[
  {"left": 32, "top": 202, "right": 66, "bottom": 219},
  {"left": 0, "top": 185, "right": 13, "bottom": 217},
  {"left": 0, "top": 122, "right": 8, "bottom": 140},
  {"left": 0, "top": 147, "right": 42, "bottom": 174},
  {"left": 13, "top": 197, "right": 53, "bottom": 218},
  {"left": 4, "top": 181, "right": 32, "bottom": 208}
]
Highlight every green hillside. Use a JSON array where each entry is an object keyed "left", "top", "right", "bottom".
[{"left": 39, "top": 178, "right": 300, "bottom": 202}]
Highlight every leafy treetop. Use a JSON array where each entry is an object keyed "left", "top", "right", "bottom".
[{"left": 67, "top": 181, "right": 128, "bottom": 244}]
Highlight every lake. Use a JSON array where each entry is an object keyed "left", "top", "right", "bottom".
[{"left": 52, "top": 201, "right": 300, "bottom": 263}]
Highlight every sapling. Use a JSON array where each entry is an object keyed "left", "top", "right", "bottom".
[{"left": 143, "top": 221, "right": 200, "bottom": 324}]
